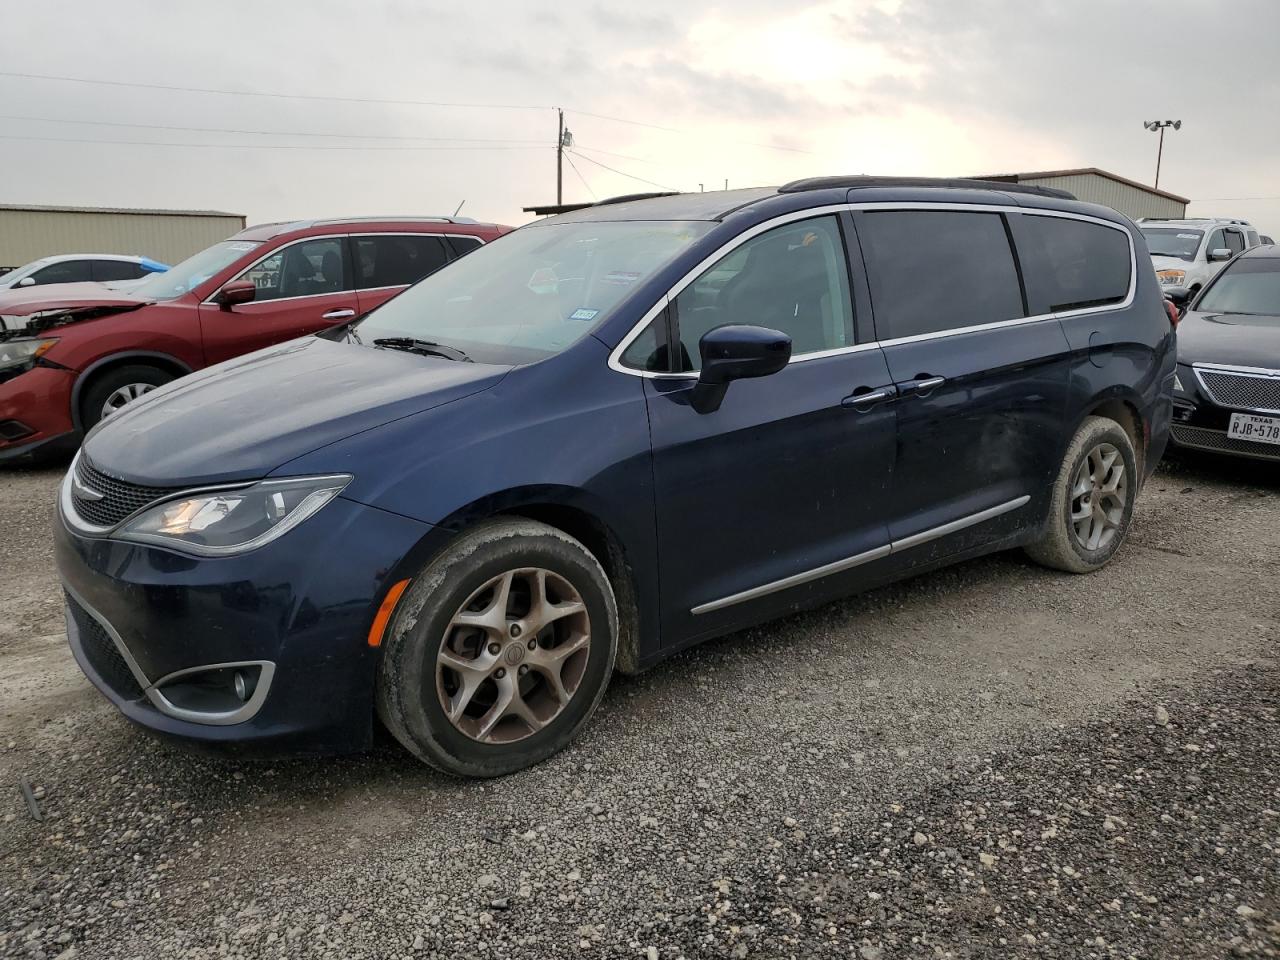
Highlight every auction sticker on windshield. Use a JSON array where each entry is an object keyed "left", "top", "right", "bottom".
[{"left": 1228, "top": 413, "right": 1280, "bottom": 445}]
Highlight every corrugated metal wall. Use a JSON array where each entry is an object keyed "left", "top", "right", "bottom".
[
  {"left": 0, "top": 210, "right": 245, "bottom": 268},
  {"left": 1017, "top": 174, "right": 1186, "bottom": 220}
]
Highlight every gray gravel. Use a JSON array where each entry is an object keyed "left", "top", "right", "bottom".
[{"left": 1, "top": 450, "right": 1278, "bottom": 958}]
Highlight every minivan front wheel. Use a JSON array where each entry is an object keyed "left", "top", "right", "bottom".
[
  {"left": 376, "top": 519, "right": 617, "bottom": 777},
  {"left": 1026, "top": 415, "right": 1137, "bottom": 574}
]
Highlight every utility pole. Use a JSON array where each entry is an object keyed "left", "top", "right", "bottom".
[
  {"left": 1143, "top": 120, "right": 1182, "bottom": 189},
  {"left": 557, "top": 109, "right": 564, "bottom": 205}
]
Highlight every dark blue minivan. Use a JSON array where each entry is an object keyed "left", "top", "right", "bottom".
[{"left": 55, "top": 178, "right": 1175, "bottom": 775}]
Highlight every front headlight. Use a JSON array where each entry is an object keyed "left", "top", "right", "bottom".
[
  {"left": 1157, "top": 269, "right": 1186, "bottom": 286},
  {"left": 0, "top": 337, "right": 58, "bottom": 374},
  {"left": 116, "top": 474, "right": 351, "bottom": 556}
]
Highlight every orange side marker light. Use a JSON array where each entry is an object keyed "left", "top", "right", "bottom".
[{"left": 368, "top": 579, "right": 411, "bottom": 647}]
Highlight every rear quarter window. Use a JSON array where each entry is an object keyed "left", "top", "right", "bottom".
[{"left": 1012, "top": 214, "right": 1131, "bottom": 314}]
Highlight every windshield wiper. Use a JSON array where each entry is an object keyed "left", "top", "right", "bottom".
[{"left": 372, "top": 337, "right": 473, "bottom": 362}]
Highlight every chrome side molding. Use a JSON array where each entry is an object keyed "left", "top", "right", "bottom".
[{"left": 691, "top": 495, "right": 1031, "bottom": 615}]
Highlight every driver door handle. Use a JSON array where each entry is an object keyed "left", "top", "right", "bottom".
[
  {"left": 841, "top": 385, "right": 897, "bottom": 410},
  {"left": 899, "top": 375, "right": 946, "bottom": 396},
  {"left": 322, "top": 308, "right": 356, "bottom": 320}
]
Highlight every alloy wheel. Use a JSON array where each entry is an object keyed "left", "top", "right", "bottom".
[
  {"left": 1070, "top": 441, "right": 1127, "bottom": 551},
  {"left": 436, "top": 567, "right": 591, "bottom": 744},
  {"left": 101, "top": 383, "right": 156, "bottom": 419}
]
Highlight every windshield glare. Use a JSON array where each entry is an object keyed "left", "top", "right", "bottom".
[
  {"left": 354, "top": 220, "right": 713, "bottom": 363},
  {"left": 1142, "top": 228, "right": 1203, "bottom": 262},
  {"left": 1197, "top": 261, "right": 1280, "bottom": 316},
  {"left": 131, "top": 240, "right": 261, "bottom": 301}
]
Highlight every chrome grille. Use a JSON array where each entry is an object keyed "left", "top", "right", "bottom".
[
  {"left": 65, "top": 593, "right": 144, "bottom": 700},
  {"left": 72, "top": 457, "right": 175, "bottom": 528},
  {"left": 1171, "top": 424, "right": 1280, "bottom": 462},
  {"left": 1195, "top": 367, "right": 1280, "bottom": 413}
]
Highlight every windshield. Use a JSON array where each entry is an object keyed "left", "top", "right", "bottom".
[
  {"left": 1196, "top": 259, "right": 1280, "bottom": 316},
  {"left": 131, "top": 240, "right": 261, "bottom": 301},
  {"left": 1142, "top": 228, "right": 1203, "bottom": 262},
  {"left": 353, "top": 220, "right": 714, "bottom": 363}
]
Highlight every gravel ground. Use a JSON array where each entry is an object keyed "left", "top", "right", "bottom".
[{"left": 1, "top": 451, "right": 1277, "bottom": 959}]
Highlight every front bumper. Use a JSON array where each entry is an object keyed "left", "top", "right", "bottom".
[
  {"left": 1169, "top": 363, "right": 1280, "bottom": 462},
  {"left": 0, "top": 365, "right": 79, "bottom": 462},
  {"left": 54, "top": 492, "right": 440, "bottom": 756}
]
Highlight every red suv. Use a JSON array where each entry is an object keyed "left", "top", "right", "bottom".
[{"left": 0, "top": 216, "right": 511, "bottom": 462}]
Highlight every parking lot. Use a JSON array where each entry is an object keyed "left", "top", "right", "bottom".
[{"left": 0, "top": 452, "right": 1274, "bottom": 959}]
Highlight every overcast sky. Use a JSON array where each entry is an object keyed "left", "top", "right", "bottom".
[{"left": 3, "top": 0, "right": 1279, "bottom": 233}]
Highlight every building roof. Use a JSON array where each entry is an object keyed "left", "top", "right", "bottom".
[
  {"left": 0, "top": 203, "right": 245, "bottom": 219},
  {"left": 970, "top": 168, "right": 1189, "bottom": 205}
]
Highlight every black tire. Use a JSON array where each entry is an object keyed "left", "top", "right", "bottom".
[
  {"left": 1026, "top": 415, "right": 1138, "bottom": 574},
  {"left": 80, "top": 364, "right": 175, "bottom": 430},
  {"left": 376, "top": 518, "right": 618, "bottom": 777}
]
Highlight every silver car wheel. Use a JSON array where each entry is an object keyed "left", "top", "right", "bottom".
[
  {"left": 1070, "top": 441, "right": 1127, "bottom": 551},
  {"left": 436, "top": 567, "right": 591, "bottom": 744},
  {"left": 100, "top": 383, "right": 156, "bottom": 419}
]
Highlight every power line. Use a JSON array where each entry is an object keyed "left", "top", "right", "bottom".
[
  {"left": 568, "top": 149, "right": 675, "bottom": 191},
  {"left": 0, "top": 133, "right": 549, "bottom": 152},
  {"left": 572, "top": 143, "right": 655, "bottom": 164},
  {"left": 567, "top": 109, "right": 814, "bottom": 155},
  {"left": 562, "top": 152, "right": 597, "bottom": 200},
  {"left": 0, "top": 113, "right": 548, "bottom": 144},
  {"left": 0, "top": 70, "right": 815, "bottom": 156},
  {"left": 0, "top": 70, "right": 549, "bottom": 111},
  {"left": 1192, "top": 196, "right": 1280, "bottom": 202}
]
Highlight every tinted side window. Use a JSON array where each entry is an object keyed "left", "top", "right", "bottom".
[
  {"left": 619, "top": 308, "right": 675, "bottom": 372},
  {"left": 446, "top": 235, "right": 483, "bottom": 259},
  {"left": 1224, "top": 229, "right": 1246, "bottom": 255},
  {"left": 1246, "top": 230, "right": 1260, "bottom": 247},
  {"left": 31, "top": 260, "right": 92, "bottom": 285},
  {"left": 671, "top": 215, "right": 853, "bottom": 371},
  {"left": 238, "top": 237, "right": 349, "bottom": 301},
  {"left": 354, "top": 235, "right": 450, "bottom": 288},
  {"left": 858, "top": 211, "right": 1024, "bottom": 339},
  {"left": 92, "top": 260, "right": 144, "bottom": 282},
  {"left": 1206, "top": 229, "right": 1226, "bottom": 254},
  {"left": 1018, "top": 215, "right": 1130, "bottom": 312}
]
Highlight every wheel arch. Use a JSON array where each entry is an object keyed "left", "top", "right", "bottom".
[
  {"left": 70, "top": 351, "right": 193, "bottom": 432},
  {"left": 1081, "top": 391, "right": 1147, "bottom": 477},
  {"left": 425, "top": 487, "right": 648, "bottom": 674}
]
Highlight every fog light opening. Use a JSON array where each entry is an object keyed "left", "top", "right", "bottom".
[{"left": 233, "top": 670, "right": 254, "bottom": 702}]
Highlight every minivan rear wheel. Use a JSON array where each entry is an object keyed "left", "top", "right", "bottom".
[
  {"left": 1026, "top": 415, "right": 1137, "bottom": 574},
  {"left": 376, "top": 518, "right": 618, "bottom": 777}
]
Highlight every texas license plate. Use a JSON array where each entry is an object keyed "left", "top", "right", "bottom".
[{"left": 1228, "top": 412, "right": 1280, "bottom": 445}]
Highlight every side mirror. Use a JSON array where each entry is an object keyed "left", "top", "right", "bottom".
[
  {"left": 217, "top": 279, "right": 257, "bottom": 309},
  {"left": 16, "top": 276, "right": 35, "bottom": 287},
  {"left": 1208, "top": 248, "right": 1233, "bottom": 262},
  {"left": 1165, "top": 286, "right": 1193, "bottom": 310},
  {"left": 691, "top": 324, "right": 791, "bottom": 414}
]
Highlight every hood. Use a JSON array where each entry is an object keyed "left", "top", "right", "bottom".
[
  {"left": 82, "top": 336, "right": 510, "bottom": 487},
  {"left": 0, "top": 282, "right": 151, "bottom": 337},
  {"left": 1151, "top": 255, "right": 1193, "bottom": 271},
  {"left": 1177, "top": 310, "right": 1280, "bottom": 368}
]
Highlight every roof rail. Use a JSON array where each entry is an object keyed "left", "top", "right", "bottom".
[
  {"left": 310, "top": 215, "right": 478, "bottom": 226},
  {"left": 594, "top": 191, "right": 680, "bottom": 206},
  {"left": 523, "top": 191, "right": 680, "bottom": 217},
  {"left": 778, "top": 175, "right": 1076, "bottom": 201}
]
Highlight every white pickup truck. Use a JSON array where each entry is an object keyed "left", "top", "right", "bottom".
[{"left": 1138, "top": 218, "right": 1262, "bottom": 295}]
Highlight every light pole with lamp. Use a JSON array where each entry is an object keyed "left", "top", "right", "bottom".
[{"left": 1143, "top": 120, "right": 1182, "bottom": 190}]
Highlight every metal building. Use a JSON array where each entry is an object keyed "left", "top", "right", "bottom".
[
  {"left": 0, "top": 204, "right": 245, "bottom": 271},
  {"left": 972, "top": 168, "right": 1188, "bottom": 220}
]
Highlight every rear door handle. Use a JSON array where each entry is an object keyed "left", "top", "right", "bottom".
[
  {"left": 841, "top": 385, "right": 897, "bottom": 410},
  {"left": 323, "top": 308, "right": 356, "bottom": 320},
  {"left": 899, "top": 375, "right": 946, "bottom": 396}
]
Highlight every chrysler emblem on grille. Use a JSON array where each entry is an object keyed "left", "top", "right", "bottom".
[{"left": 71, "top": 474, "right": 106, "bottom": 502}]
